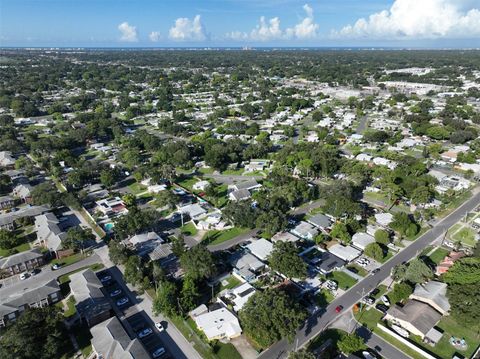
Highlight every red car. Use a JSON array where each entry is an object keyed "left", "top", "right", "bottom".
[{"left": 335, "top": 305, "right": 343, "bottom": 313}]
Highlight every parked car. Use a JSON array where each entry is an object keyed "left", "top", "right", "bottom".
[
  {"left": 110, "top": 289, "right": 122, "bottom": 297},
  {"left": 51, "top": 263, "right": 61, "bottom": 270},
  {"left": 137, "top": 328, "right": 153, "bottom": 339},
  {"left": 20, "top": 272, "right": 29, "bottom": 280},
  {"left": 155, "top": 322, "right": 165, "bottom": 332},
  {"left": 370, "top": 288, "right": 380, "bottom": 297},
  {"left": 116, "top": 297, "right": 129, "bottom": 307},
  {"left": 30, "top": 268, "right": 41, "bottom": 275},
  {"left": 362, "top": 296, "right": 375, "bottom": 305},
  {"left": 348, "top": 266, "right": 359, "bottom": 274},
  {"left": 152, "top": 347, "right": 166, "bottom": 358},
  {"left": 375, "top": 303, "right": 389, "bottom": 314},
  {"left": 335, "top": 305, "right": 343, "bottom": 313},
  {"left": 381, "top": 295, "right": 390, "bottom": 306},
  {"left": 371, "top": 268, "right": 380, "bottom": 274},
  {"left": 100, "top": 275, "right": 112, "bottom": 283}
]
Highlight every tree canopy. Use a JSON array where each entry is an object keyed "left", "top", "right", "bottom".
[{"left": 268, "top": 241, "right": 307, "bottom": 279}]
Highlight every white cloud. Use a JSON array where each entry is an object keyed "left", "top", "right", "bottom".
[
  {"left": 333, "top": 0, "right": 480, "bottom": 39},
  {"left": 227, "top": 4, "right": 319, "bottom": 42},
  {"left": 169, "top": 15, "right": 207, "bottom": 41},
  {"left": 149, "top": 31, "right": 161, "bottom": 42},
  {"left": 118, "top": 22, "right": 138, "bottom": 42},
  {"left": 286, "top": 4, "right": 319, "bottom": 39},
  {"left": 250, "top": 16, "right": 283, "bottom": 41}
]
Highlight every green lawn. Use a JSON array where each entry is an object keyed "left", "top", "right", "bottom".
[
  {"left": 197, "top": 167, "right": 215, "bottom": 174},
  {"left": 64, "top": 296, "right": 77, "bottom": 318},
  {"left": 214, "top": 343, "right": 242, "bottom": 359},
  {"left": 315, "top": 289, "right": 335, "bottom": 307},
  {"left": 221, "top": 168, "right": 244, "bottom": 175},
  {"left": 371, "top": 284, "right": 387, "bottom": 300},
  {"left": 428, "top": 247, "right": 450, "bottom": 264},
  {"left": 377, "top": 249, "right": 394, "bottom": 263},
  {"left": 50, "top": 253, "right": 86, "bottom": 267},
  {"left": 451, "top": 226, "right": 477, "bottom": 247},
  {"left": 0, "top": 242, "right": 31, "bottom": 257},
  {"left": 202, "top": 227, "right": 249, "bottom": 245},
  {"left": 327, "top": 271, "right": 357, "bottom": 290},
  {"left": 346, "top": 264, "right": 368, "bottom": 277},
  {"left": 220, "top": 276, "right": 242, "bottom": 291},
  {"left": 128, "top": 182, "right": 146, "bottom": 195},
  {"left": 354, "top": 308, "right": 385, "bottom": 330},
  {"left": 181, "top": 222, "right": 198, "bottom": 236},
  {"left": 176, "top": 177, "right": 198, "bottom": 191}
]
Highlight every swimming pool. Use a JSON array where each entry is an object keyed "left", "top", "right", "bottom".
[{"left": 104, "top": 223, "right": 114, "bottom": 233}]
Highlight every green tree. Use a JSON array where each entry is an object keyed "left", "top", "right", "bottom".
[
  {"left": 256, "top": 210, "right": 288, "bottom": 237},
  {"left": 100, "top": 169, "right": 118, "bottom": 188},
  {"left": 374, "top": 229, "right": 390, "bottom": 245},
  {"left": 389, "top": 282, "right": 413, "bottom": 304},
  {"left": 180, "top": 276, "right": 199, "bottom": 313},
  {"left": 443, "top": 257, "right": 480, "bottom": 285},
  {"left": 180, "top": 245, "right": 215, "bottom": 281},
  {"left": 390, "top": 212, "right": 418, "bottom": 238},
  {"left": 154, "top": 190, "right": 178, "bottom": 210},
  {"left": 391, "top": 264, "right": 407, "bottom": 281},
  {"left": 405, "top": 259, "right": 433, "bottom": 284},
  {"left": 63, "top": 227, "right": 94, "bottom": 251},
  {"left": 124, "top": 255, "right": 144, "bottom": 287},
  {"left": 153, "top": 280, "right": 179, "bottom": 317},
  {"left": 330, "top": 222, "right": 351, "bottom": 244},
  {"left": 337, "top": 333, "right": 366, "bottom": 355},
  {"left": 447, "top": 283, "right": 480, "bottom": 326},
  {"left": 268, "top": 241, "right": 307, "bottom": 279},
  {"left": 364, "top": 242, "right": 384, "bottom": 261},
  {"left": 223, "top": 201, "right": 257, "bottom": 228},
  {"left": 0, "top": 229, "right": 19, "bottom": 250},
  {"left": 31, "top": 182, "right": 62, "bottom": 207},
  {"left": 108, "top": 240, "right": 130, "bottom": 265},
  {"left": 239, "top": 289, "right": 307, "bottom": 348},
  {"left": 288, "top": 349, "right": 316, "bottom": 359},
  {"left": 0, "top": 306, "right": 68, "bottom": 359}
]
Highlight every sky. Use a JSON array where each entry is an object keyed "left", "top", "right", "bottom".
[{"left": 1, "top": 0, "right": 480, "bottom": 48}]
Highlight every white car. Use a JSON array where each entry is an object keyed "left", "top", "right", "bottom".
[
  {"left": 155, "top": 322, "right": 165, "bottom": 332},
  {"left": 152, "top": 347, "right": 166, "bottom": 358},
  {"left": 20, "top": 273, "right": 29, "bottom": 280},
  {"left": 381, "top": 295, "right": 390, "bottom": 306},
  {"left": 137, "top": 328, "right": 153, "bottom": 339}
]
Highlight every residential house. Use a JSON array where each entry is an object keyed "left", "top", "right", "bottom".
[
  {"left": 193, "top": 305, "right": 242, "bottom": 341},
  {"left": 69, "top": 269, "right": 112, "bottom": 327},
  {"left": 312, "top": 249, "right": 346, "bottom": 275},
  {"left": 230, "top": 250, "right": 265, "bottom": 282},
  {"left": 385, "top": 300, "right": 443, "bottom": 339},
  {"left": 125, "top": 231, "right": 164, "bottom": 258},
  {"left": 0, "top": 279, "right": 61, "bottom": 327},
  {"left": 0, "top": 205, "right": 49, "bottom": 231},
  {"left": 410, "top": 281, "right": 450, "bottom": 315},
  {"left": 435, "top": 251, "right": 464, "bottom": 275},
  {"left": 34, "top": 213, "right": 67, "bottom": 252},
  {"left": 179, "top": 203, "right": 207, "bottom": 220},
  {"left": 0, "top": 248, "right": 44, "bottom": 276},
  {"left": 307, "top": 214, "right": 332, "bottom": 232},
  {"left": 148, "top": 242, "right": 176, "bottom": 264},
  {"left": 328, "top": 244, "right": 361, "bottom": 262},
  {"left": 271, "top": 231, "right": 299, "bottom": 243},
  {"left": 220, "top": 282, "right": 256, "bottom": 312},
  {"left": 192, "top": 180, "right": 210, "bottom": 191},
  {"left": 375, "top": 213, "right": 394, "bottom": 227},
  {"left": 290, "top": 221, "right": 319, "bottom": 241},
  {"left": 228, "top": 189, "right": 251, "bottom": 202},
  {"left": 246, "top": 238, "right": 274, "bottom": 261},
  {"left": 0, "top": 151, "right": 15, "bottom": 168},
  {"left": 95, "top": 197, "right": 128, "bottom": 217},
  {"left": 244, "top": 160, "right": 270, "bottom": 172},
  {"left": 0, "top": 195, "right": 15, "bottom": 209},
  {"left": 228, "top": 180, "right": 262, "bottom": 193},
  {"left": 12, "top": 183, "right": 33, "bottom": 202},
  {"left": 194, "top": 212, "right": 229, "bottom": 231},
  {"left": 147, "top": 184, "right": 167, "bottom": 194},
  {"left": 90, "top": 317, "right": 150, "bottom": 359},
  {"left": 351, "top": 232, "right": 376, "bottom": 251}
]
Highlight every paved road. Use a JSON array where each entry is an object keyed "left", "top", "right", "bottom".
[
  {"left": 203, "top": 173, "right": 264, "bottom": 185},
  {"left": 258, "top": 188, "right": 480, "bottom": 359}
]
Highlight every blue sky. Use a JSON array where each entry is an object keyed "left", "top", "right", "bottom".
[{"left": 1, "top": 0, "right": 479, "bottom": 47}]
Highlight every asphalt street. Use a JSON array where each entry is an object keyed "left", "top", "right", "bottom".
[{"left": 258, "top": 188, "right": 480, "bottom": 359}]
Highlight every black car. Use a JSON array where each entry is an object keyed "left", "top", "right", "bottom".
[
  {"left": 370, "top": 288, "right": 380, "bottom": 297},
  {"left": 375, "top": 303, "right": 389, "bottom": 314},
  {"left": 371, "top": 268, "right": 380, "bottom": 274}
]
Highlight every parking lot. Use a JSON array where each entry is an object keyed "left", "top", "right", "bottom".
[{"left": 96, "top": 269, "right": 169, "bottom": 358}]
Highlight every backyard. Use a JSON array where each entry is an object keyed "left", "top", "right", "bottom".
[
  {"left": 327, "top": 271, "right": 357, "bottom": 290},
  {"left": 202, "top": 227, "right": 249, "bottom": 246}
]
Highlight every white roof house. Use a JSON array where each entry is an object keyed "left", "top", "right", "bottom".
[
  {"left": 375, "top": 213, "right": 394, "bottom": 227},
  {"left": 351, "top": 232, "right": 376, "bottom": 251},
  {"left": 356, "top": 153, "right": 372, "bottom": 162},
  {"left": 148, "top": 184, "right": 167, "bottom": 194},
  {"left": 194, "top": 307, "right": 242, "bottom": 341},
  {"left": 193, "top": 180, "right": 210, "bottom": 191},
  {"left": 179, "top": 203, "right": 207, "bottom": 219},
  {"left": 246, "top": 238, "right": 274, "bottom": 261},
  {"left": 328, "top": 244, "right": 361, "bottom": 262},
  {"left": 128, "top": 231, "right": 163, "bottom": 246},
  {"left": 226, "top": 282, "right": 256, "bottom": 312}
]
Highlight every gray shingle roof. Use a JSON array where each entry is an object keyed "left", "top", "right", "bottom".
[
  {"left": 0, "top": 248, "right": 43, "bottom": 269},
  {"left": 387, "top": 300, "right": 442, "bottom": 336}
]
